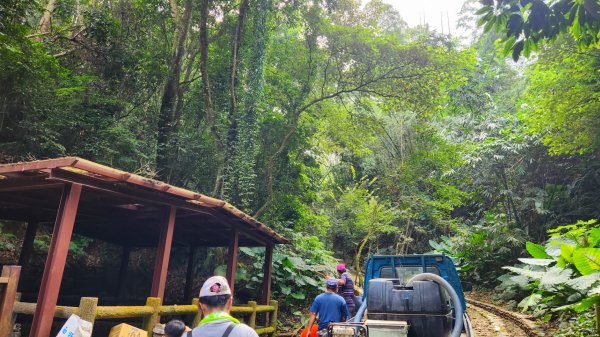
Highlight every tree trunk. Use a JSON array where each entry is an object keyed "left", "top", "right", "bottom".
[
  {"left": 38, "top": 0, "right": 57, "bottom": 35},
  {"left": 354, "top": 230, "right": 373, "bottom": 288},
  {"left": 498, "top": 167, "right": 522, "bottom": 228},
  {"left": 221, "top": 0, "right": 250, "bottom": 200},
  {"left": 254, "top": 111, "right": 302, "bottom": 218},
  {"left": 156, "top": 0, "right": 193, "bottom": 181},
  {"left": 167, "top": 46, "right": 199, "bottom": 181},
  {"left": 199, "top": 0, "right": 224, "bottom": 188},
  {"left": 223, "top": 0, "right": 270, "bottom": 209}
]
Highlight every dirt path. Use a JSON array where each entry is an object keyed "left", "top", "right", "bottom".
[
  {"left": 468, "top": 303, "right": 528, "bottom": 337},
  {"left": 466, "top": 297, "right": 542, "bottom": 337}
]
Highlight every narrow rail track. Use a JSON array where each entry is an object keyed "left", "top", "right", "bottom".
[{"left": 466, "top": 297, "right": 543, "bottom": 337}]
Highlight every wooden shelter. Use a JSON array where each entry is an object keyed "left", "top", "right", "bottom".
[{"left": 0, "top": 157, "right": 287, "bottom": 337}]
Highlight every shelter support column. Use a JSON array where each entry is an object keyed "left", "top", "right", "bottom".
[
  {"left": 184, "top": 246, "right": 197, "bottom": 302},
  {"left": 18, "top": 221, "right": 38, "bottom": 271},
  {"left": 150, "top": 206, "right": 177, "bottom": 300},
  {"left": 117, "top": 246, "right": 131, "bottom": 298},
  {"left": 226, "top": 229, "right": 239, "bottom": 292},
  {"left": 261, "top": 245, "right": 273, "bottom": 305},
  {"left": 30, "top": 183, "right": 82, "bottom": 337}
]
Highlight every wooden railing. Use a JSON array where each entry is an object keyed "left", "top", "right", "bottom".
[
  {"left": 12, "top": 296, "right": 278, "bottom": 336},
  {"left": 0, "top": 266, "right": 21, "bottom": 337}
]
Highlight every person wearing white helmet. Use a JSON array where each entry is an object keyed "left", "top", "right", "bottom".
[{"left": 185, "top": 276, "right": 259, "bottom": 337}]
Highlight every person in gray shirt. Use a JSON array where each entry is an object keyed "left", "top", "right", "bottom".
[{"left": 185, "top": 276, "right": 258, "bottom": 337}]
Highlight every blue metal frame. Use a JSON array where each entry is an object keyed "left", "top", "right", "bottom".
[{"left": 363, "top": 254, "right": 467, "bottom": 311}]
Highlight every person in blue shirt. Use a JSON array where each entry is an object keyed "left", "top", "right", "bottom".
[{"left": 307, "top": 278, "right": 351, "bottom": 337}]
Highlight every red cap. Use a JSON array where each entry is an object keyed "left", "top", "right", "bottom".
[{"left": 336, "top": 263, "right": 346, "bottom": 271}]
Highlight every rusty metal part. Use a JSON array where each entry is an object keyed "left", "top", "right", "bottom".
[{"left": 466, "top": 297, "right": 543, "bottom": 337}]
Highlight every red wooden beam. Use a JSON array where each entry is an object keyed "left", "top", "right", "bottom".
[
  {"left": 0, "top": 266, "right": 21, "bottom": 337},
  {"left": 30, "top": 183, "right": 82, "bottom": 337},
  {"left": 18, "top": 222, "right": 38, "bottom": 270},
  {"left": 261, "top": 245, "right": 273, "bottom": 305},
  {"left": 150, "top": 206, "right": 176, "bottom": 299},
  {"left": 184, "top": 246, "right": 197, "bottom": 302},
  {"left": 225, "top": 229, "right": 239, "bottom": 293},
  {"left": 117, "top": 246, "right": 131, "bottom": 298},
  {"left": 0, "top": 176, "right": 62, "bottom": 192}
]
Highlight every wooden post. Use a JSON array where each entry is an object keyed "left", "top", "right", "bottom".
[
  {"left": 225, "top": 229, "right": 239, "bottom": 292},
  {"left": 30, "top": 183, "right": 82, "bottom": 337},
  {"left": 0, "top": 266, "right": 21, "bottom": 337},
  {"left": 78, "top": 297, "right": 98, "bottom": 324},
  {"left": 261, "top": 246, "right": 273, "bottom": 305},
  {"left": 247, "top": 301, "right": 257, "bottom": 329},
  {"left": 11, "top": 293, "right": 21, "bottom": 334},
  {"left": 142, "top": 297, "right": 161, "bottom": 335},
  {"left": 117, "top": 246, "right": 131, "bottom": 298},
  {"left": 18, "top": 222, "right": 38, "bottom": 270},
  {"left": 192, "top": 298, "right": 202, "bottom": 326},
  {"left": 269, "top": 300, "right": 278, "bottom": 337},
  {"left": 150, "top": 206, "right": 176, "bottom": 300},
  {"left": 184, "top": 246, "right": 197, "bottom": 302}
]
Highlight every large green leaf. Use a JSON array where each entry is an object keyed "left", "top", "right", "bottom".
[
  {"left": 567, "top": 271, "right": 600, "bottom": 291},
  {"left": 545, "top": 242, "right": 562, "bottom": 257},
  {"left": 560, "top": 244, "right": 575, "bottom": 263},
  {"left": 518, "top": 293, "right": 542, "bottom": 312},
  {"left": 289, "top": 256, "right": 307, "bottom": 268},
  {"left": 573, "top": 248, "right": 600, "bottom": 275},
  {"left": 510, "top": 275, "right": 531, "bottom": 288},
  {"left": 313, "top": 265, "right": 331, "bottom": 272},
  {"left": 588, "top": 285, "right": 600, "bottom": 295},
  {"left": 503, "top": 266, "right": 544, "bottom": 279},
  {"left": 281, "top": 257, "right": 295, "bottom": 269},
  {"left": 291, "top": 292, "right": 306, "bottom": 300},
  {"left": 429, "top": 240, "right": 444, "bottom": 251},
  {"left": 590, "top": 228, "right": 600, "bottom": 247},
  {"left": 526, "top": 242, "right": 551, "bottom": 259},
  {"left": 547, "top": 237, "right": 577, "bottom": 257},
  {"left": 302, "top": 275, "right": 320, "bottom": 287},
  {"left": 539, "top": 267, "right": 572, "bottom": 288},
  {"left": 518, "top": 258, "right": 554, "bottom": 266},
  {"left": 239, "top": 247, "right": 259, "bottom": 257},
  {"left": 555, "top": 295, "right": 600, "bottom": 313}
]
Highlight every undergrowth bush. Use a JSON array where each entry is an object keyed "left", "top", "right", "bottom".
[
  {"left": 499, "top": 220, "right": 600, "bottom": 334},
  {"left": 553, "top": 311, "right": 598, "bottom": 337},
  {"left": 233, "top": 229, "right": 337, "bottom": 327},
  {"left": 430, "top": 212, "right": 526, "bottom": 287}
]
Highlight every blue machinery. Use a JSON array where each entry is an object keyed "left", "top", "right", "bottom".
[
  {"left": 362, "top": 254, "right": 466, "bottom": 312},
  {"left": 347, "top": 254, "right": 471, "bottom": 337}
]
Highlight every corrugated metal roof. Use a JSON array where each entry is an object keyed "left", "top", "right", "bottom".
[{"left": 0, "top": 157, "right": 287, "bottom": 245}]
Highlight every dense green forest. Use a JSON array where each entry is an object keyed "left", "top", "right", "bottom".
[{"left": 1, "top": 0, "right": 600, "bottom": 335}]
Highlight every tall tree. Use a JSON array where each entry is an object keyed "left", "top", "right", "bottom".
[
  {"left": 156, "top": 0, "right": 194, "bottom": 181},
  {"left": 477, "top": 0, "right": 600, "bottom": 60}
]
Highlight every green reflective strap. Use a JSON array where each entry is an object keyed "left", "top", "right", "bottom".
[{"left": 198, "top": 312, "right": 240, "bottom": 326}]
